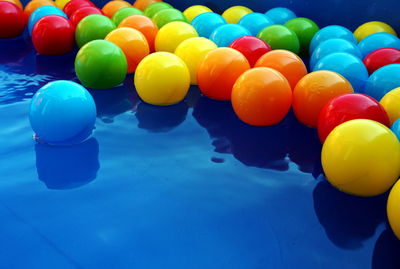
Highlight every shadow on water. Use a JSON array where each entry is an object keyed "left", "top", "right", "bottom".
[
  {"left": 372, "top": 229, "right": 400, "bottom": 269},
  {"left": 313, "top": 180, "right": 387, "bottom": 249},
  {"left": 35, "top": 138, "right": 100, "bottom": 190},
  {"left": 35, "top": 50, "right": 77, "bottom": 80},
  {"left": 0, "top": 35, "right": 34, "bottom": 66}
]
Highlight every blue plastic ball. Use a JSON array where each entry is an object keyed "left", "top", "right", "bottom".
[
  {"left": 391, "top": 119, "right": 400, "bottom": 140},
  {"left": 265, "top": 7, "right": 296, "bottom": 25},
  {"left": 364, "top": 64, "right": 400, "bottom": 101},
  {"left": 358, "top": 32, "right": 400, "bottom": 58},
  {"left": 190, "top": 12, "right": 227, "bottom": 38},
  {"left": 28, "top": 6, "right": 67, "bottom": 35},
  {"left": 313, "top": 52, "right": 369, "bottom": 93},
  {"left": 210, "top": 23, "right": 251, "bottom": 47},
  {"left": 309, "top": 25, "right": 357, "bottom": 55},
  {"left": 238, "top": 12, "right": 274, "bottom": 36},
  {"left": 29, "top": 80, "right": 97, "bottom": 145},
  {"left": 310, "top": 38, "right": 362, "bottom": 69}
]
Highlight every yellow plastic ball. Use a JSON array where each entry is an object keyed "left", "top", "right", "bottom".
[
  {"left": 380, "top": 87, "right": 400, "bottom": 125},
  {"left": 222, "top": 6, "right": 253, "bottom": 23},
  {"left": 134, "top": 52, "right": 190, "bottom": 105},
  {"left": 174, "top": 37, "right": 217, "bottom": 85},
  {"left": 321, "top": 119, "right": 400, "bottom": 197},
  {"left": 155, "top": 21, "right": 198, "bottom": 52},
  {"left": 388, "top": 179, "right": 400, "bottom": 239},
  {"left": 354, "top": 21, "right": 397, "bottom": 42},
  {"left": 55, "top": 0, "right": 70, "bottom": 9},
  {"left": 183, "top": 5, "right": 212, "bottom": 23}
]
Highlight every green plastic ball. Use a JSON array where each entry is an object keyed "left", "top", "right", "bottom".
[
  {"left": 257, "top": 25, "right": 300, "bottom": 54},
  {"left": 144, "top": 2, "right": 172, "bottom": 18},
  {"left": 112, "top": 7, "right": 143, "bottom": 26},
  {"left": 285, "top": 17, "right": 320, "bottom": 56},
  {"left": 152, "top": 8, "right": 187, "bottom": 28},
  {"left": 75, "top": 14, "right": 116, "bottom": 48},
  {"left": 75, "top": 40, "right": 127, "bottom": 89}
]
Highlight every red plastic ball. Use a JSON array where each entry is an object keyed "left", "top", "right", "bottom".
[
  {"left": 70, "top": 6, "right": 103, "bottom": 26},
  {"left": 318, "top": 93, "right": 390, "bottom": 142},
  {"left": 363, "top": 48, "right": 400, "bottom": 74},
  {"left": 63, "top": 0, "right": 94, "bottom": 17},
  {"left": 0, "top": 2, "right": 26, "bottom": 38},
  {"left": 229, "top": 36, "right": 271, "bottom": 66},
  {"left": 32, "top": 15, "right": 75, "bottom": 56}
]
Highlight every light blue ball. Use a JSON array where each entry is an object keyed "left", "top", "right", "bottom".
[
  {"left": 210, "top": 24, "right": 251, "bottom": 47},
  {"left": 364, "top": 64, "right": 400, "bottom": 101},
  {"left": 191, "top": 12, "right": 227, "bottom": 38},
  {"left": 265, "top": 7, "right": 296, "bottom": 25},
  {"left": 28, "top": 6, "right": 67, "bottom": 35},
  {"left": 29, "top": 80, "right": 97, "bottom": 145},
  {"left": 358, "top": 32, "right": 400, "bottom": 58},
  {"left": 238, "top": 12, "right": 274, "bottom": 36},
  {"left": 309, "top": 25, "right": 357, "bottom": 55},
  {"left": 313, "top": 52, "right": 369, "bottom": 93},
  {"left": 391, "top": 119, "right": 400, "bottom": 140},
  {"left": 310, "top": 38, "right": 362, "bottom": 69}
]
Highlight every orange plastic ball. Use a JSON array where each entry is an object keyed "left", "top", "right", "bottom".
[
  {"left": 102, "top": 0, "right": 131, "bottom": 18},
  {"left": 119, "top": 14, "right": 158, "bottom": 52},
  {"left": 255, "top": 49, "right": 307, "bottom": 90},
  {"left": 293, "top": 70, "right": 354, "bottom": 127},
  {"left": 24, "top": 0, "right": 55, "bottom": 18},
  {"left": 133, "top": 0, "right": 160, "bottom": 11},
  {"left": 105, "top": 27, "right": 150, "bottom": 73},
  {"left": 232, "top": 67, "right": 292, "bottom": 126},
  {"left": 197, "top": 47, "right": 250, "bottom": 101},
  {"left": 4, "top": 0, "right": 23, "bottom": 9}
]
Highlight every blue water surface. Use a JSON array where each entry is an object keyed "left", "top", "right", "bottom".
[{"left": 1, "top": 32, "right": 400, "bottom": 269}]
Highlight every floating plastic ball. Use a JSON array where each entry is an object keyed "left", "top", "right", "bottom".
[
  {"left": 28, "top": 5, "right": 67, "bottom": 35},
  {"left": 255, "top": 49, "right": 307, "bottom": 89},
  {"left": 354, "top": 21, "right": 397, "bottom": 42},
  {"left": 210, "top": 24, "right": 251, "bottom": 47},
  {"left": 363, "top": 48, "right": 400, "bottom": 74},
  {"left": 55, "top": 0, "right": 69, "bottom": 9},
  {"left": 153, "top": 8, "right": 187, "bottom": 28},
  {"left": 364, "top": 64, "right": 400, "bottom": 101},
  {"left": 29, "top": 80, "right": 96, "bottom": 145},
  {"left": 155, "top": 21, "right": 198, "bottom": 52},
  {"left": 238, "top": 12, "right": 273, "bottom": 36},
  {"left": 229, "top": 36, "right": 271, "bottom": 67},
  {"left": 318, "top": 93, "right": 390, "bottom": 142},
  {"left": 293, "top": 70, "right": 354, "bottom": 127},
  {"left": 222, "top": 6, "right": 253, "bottom": 23},
  {"left": 197, "top": 47, "right": 250, "bottom": 100},
  {"left": 144, "top": 2, "right": 172, "bottom": 18},
  {"left": 133, "top": 0, "right": 160, "bottom": 11},
  {"left": 313, "top": 52, "right": 368, "bottom": 93},
  {"left": 322, "top": 119, "right": 400, "bottom": 197},
  {"left": 257, "top": 25, "right": 300, "bottom": 54},
  {"left": 191, "top": 12, "right": 226, "bottom": 38},
  {"left": 134, "top": 52, "right": 190, "bottom": 105},
  {"left": 63, "top": 0, "right": 93, "bottom": 17},
  {"left": 0, "top": 2, "right": 26, "bottom": 38},
  {"left": 75, "top": 40, "right": 127, "bottom": 89},
  {"left": 387, "top": 180, "right": 400, "bottom": 240},
  {"left": 358, "top": 32, "right": 400, "bottom": 58},
  {"left": 380, "top": 88, "right": 400, "bottom": 125},
  {"left": 32, "top": 15, "right": 75, "bottom": 55},
  {"left": 70, "top": 6, "right": 103, "bottom": 27},
  {"left": 309, "top": 25, "right": 357, "bottom": 54},
  {"left": 25, "top": 0, "right": 56, "bottom": 18},
  {"left": 102, "top": 0, "right": 131, "bottom": 18},
  {"left": 183, "top": 5, "right": 212, "bottom": 23},
  {"left": 265, "top": 7, "right": 296, "bottom": 24},
  {"left": 105, "top": 27, "right": 149, "bottom": 73},
  {"left": 284, "top": 17, "right": 319, "bottom": 55},
  {"left": 119, "top": 14, "right": 158, "bottom": 52},
  {"left": 75, "top": 14, "right": 116, "bottom": 48},
  {"left": 310, "top": 38, "right": 362, "bottom": 70},
  {"left": 391, "top": 119, "right": 400, "bottom": 140},
  {"left": 4, "top": 0, "right": 23, "bottom": 9},
  {"left": 174, "top": 37, "right": 217, "bottom": 85},
  {"left": 112, "top": 7, "right": 142, "bottom": 26},
  {"left": 232, "top": 67, "right": 292, "bottom": 126}
]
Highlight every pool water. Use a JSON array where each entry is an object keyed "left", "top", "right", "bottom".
[{"left": 1, "top": 31, "right": 400, "bottom": 268}]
